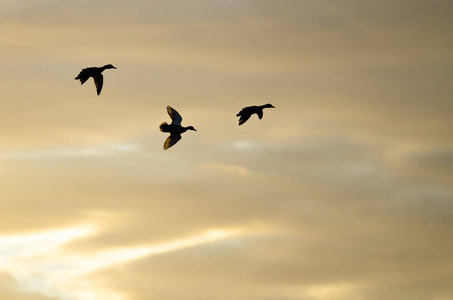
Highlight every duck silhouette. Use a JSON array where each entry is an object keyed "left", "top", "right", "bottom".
[
  {"left": 159, "top": 106, "right": 197, "bottom": 150},
  {"left": 75, "top": 64, "right": 117, "bottom": 95},
  {"left": 236, "top": 103, "right": 275, "bottom": 125}
]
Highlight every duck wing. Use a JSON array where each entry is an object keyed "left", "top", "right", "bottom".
[
  {"left": 93, "top": 74, "right": 103, "bottom": 95},
  {"left": 164, "top": 133, "right": 182, "bottom": 150},
  {"left": 75, "top": 69, "right": 90, "bottom": 84},
  {"left": 167, "top": 106, "right": 183, "bottom": 125},
  {"left": 238, "top": 109, "right": 252, "bottom": 125},
  {"left": 256, "top": 109, "right": 263, "bottom": 119},
  {"left": 238, "top": 113, "right": 251, "bottom": 125},
  {"left": 78, "top": 76, "right": 89, "bottom": 85}
]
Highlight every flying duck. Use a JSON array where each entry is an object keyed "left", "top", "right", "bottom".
[
  {"left": 236, "top": 103, "right": 275, "bottom": 125},
  {"left": 75, "top": 64, "right": 117, "bottom": 95},
  {"left": 159, "top": 106, "right": 197, "bottom": 150}
]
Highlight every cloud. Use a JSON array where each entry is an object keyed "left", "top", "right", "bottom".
[
  {"left": 0, "top": 224, "right": 242, "bottom": 300},
  {"left": 0, "top": 273, "right": 60, "bottom": 300},
  {"left": 0, "top": 143, "right": 139, "bottom": 159},
  {"left": 200, "top": 162, "right": 250, "bottom": 176},
  {"left": 0, "top": 1, "right": 452, "bottom": 300}
]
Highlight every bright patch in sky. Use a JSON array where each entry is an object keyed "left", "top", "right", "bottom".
[
  {"left": 0, "top": 225, "right": 241, "bottom": 300},
  {"left": 230, "top": 140, "right": 257, "bottom": 149},
  {"left": 0, "top": 143, "right": 139, "bottom": 159},
  {"left": 305, "top": 282, "right": 360, "bottom": 300},
  {"left": 200, "top": 162, "right": 250, "bottom": 175}
]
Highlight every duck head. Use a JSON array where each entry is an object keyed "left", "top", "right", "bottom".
[
  {"left": 264, "top": 103, "right": 275, "bottom": 109},
  {"left": 186, "top": 126, "right": 197, "bottom": 131},
  {"left": 103, "top": 64, "right": 117, "bottom": 69}
]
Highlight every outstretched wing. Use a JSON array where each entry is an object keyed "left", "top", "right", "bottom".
[
  {"left": 93, "top": 74, "right": 103, "bottom": 95},
  {"left": 256, "top": 109, "right": 263, "bottom": 119},
  {"left": 167, "top": 106, "right": 183, "bottom": 125},
  {"left": 238, "top": 113, "right": 251, "bottom": 125},
  {"left": 75, "top": 68, "right": 90, "bottom": 84},
  {"left": 164, "top": 133, "right": 182, "bottom": 150}
]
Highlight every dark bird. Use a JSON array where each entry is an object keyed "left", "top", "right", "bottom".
[
  {"left": 75, "top": 64, "right": 117, "bottom": 95},
  {"left": 159, "top": 106, "right": 197, "bottom": 150},
  {"left": 236, "top": 103, "right": 275, "bottom": 125}
]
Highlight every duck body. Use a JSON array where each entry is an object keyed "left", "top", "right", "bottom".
[
  {"left": 160, "top": 106, "right": 196, "bottom": 150},
  {"left": 75, "top": 64, "right": 116, "bottom": 95},
  {"left": 236, "top": 103, "right": 275, "bottom": 125},
  {"left": 159, "top": 123, "right": 194, "bottom": 135}
]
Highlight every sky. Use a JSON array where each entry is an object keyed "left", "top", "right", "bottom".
[{"left": 0, "top": 0, "right": 452, "bottom": 299}]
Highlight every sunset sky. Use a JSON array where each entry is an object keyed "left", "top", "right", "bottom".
[{"left": 0, "top": 1, "right": 452, "bottom": 299}]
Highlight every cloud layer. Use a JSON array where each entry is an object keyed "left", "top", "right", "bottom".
[{"left": 0, "top": 1, "right": 452, "bottom": 299}]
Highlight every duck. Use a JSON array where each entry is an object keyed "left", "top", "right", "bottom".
[
  {"left": 159, "top": 106, "right": 197, "bottom": 150},
  {"left": 236, "top": 103, "right": 275, "bottom": 125},
  {"left": 75, "top": 64, "right": 117, "bottom": 95}
]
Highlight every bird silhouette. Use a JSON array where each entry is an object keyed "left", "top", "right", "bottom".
[
  {"left": 159, "top": 106, "right": 197, "bottom": 150},
  {"left": 75, "top": 64, "right": 117, "bottom": 95},
  {"left": 236, "top": 103, "right": 275, "bottom": 125}
]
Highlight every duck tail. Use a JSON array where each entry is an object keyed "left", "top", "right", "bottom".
[{"left": 159, "top": 122, "right": 169, "bottom": 132}]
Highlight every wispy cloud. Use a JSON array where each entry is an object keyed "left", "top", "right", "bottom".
[
  {"left": 230, "top": 141, "right": 257, "bottom": 150},
  {"left": 304, "top": 282, "right": 362, "bottom": 300},
  {"left": 200, "top": 162, "right": 250, "bottom": 176},
  {"left": 0, "top": 143, "right": 139, "bottom": 160},
  {"left": 0, "top": 225, "right": 242, "bottom": 300},
  {"left": 0, "top": 1, "right": 452, "bottom": 300}
]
